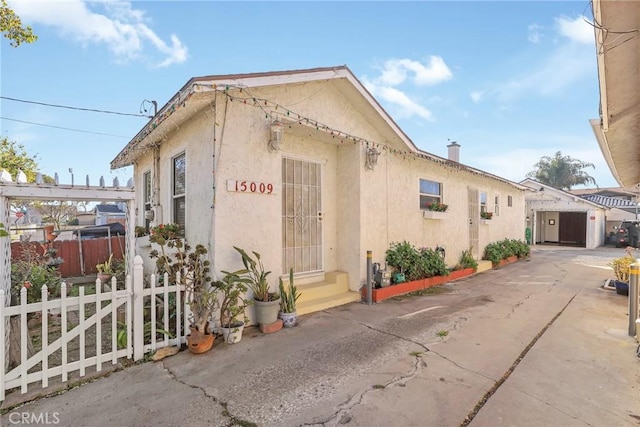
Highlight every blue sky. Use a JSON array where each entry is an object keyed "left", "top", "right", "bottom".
[{"left": 1, "top": 0, "right": 615, "bottom": 189}]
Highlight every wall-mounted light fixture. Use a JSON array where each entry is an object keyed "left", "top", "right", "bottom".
[
  {"left": 548, "top": 219, "right": 556, "bottom": 225},
  {"left": 365, "top": 147, "right": 380, "bottom": 171},
  {"left": 268, "top": 120, "right": 284, "bottom": 152}
]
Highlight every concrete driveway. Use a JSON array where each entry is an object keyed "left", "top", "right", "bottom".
[{"left": 2, "top": 246, "right": 638, "bottom": 426}]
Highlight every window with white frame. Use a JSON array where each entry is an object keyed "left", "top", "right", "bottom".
[
  {"left": 494, "top": 194, "right": 500, "bottom": 215},
  {"left": 173, "top": 153, "right": 186, "bottom": 233},
  {"left": 419, "top": 179, "right": 443, "bottom": 210},
  {"left": 143, "top": 171, "right": 152, "bottom": 231},
  {"left": 480, "top": 192, "right": 487, "bottom": 213}
]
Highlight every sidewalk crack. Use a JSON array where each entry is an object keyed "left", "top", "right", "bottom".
[
  {"left": 162, "top": 361, "right": 257, "bottom": 427},
  {"left": 459, "top": 289, "right": 581, "bottom": 427},
  {"left": 299, "top": 355, "right": 427, "bottom": 427}
]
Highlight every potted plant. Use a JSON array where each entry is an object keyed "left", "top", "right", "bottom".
[
  {"left": 279, "top": 268, "right": 301, "bottom": 327},
  {"left": 149, "top": 224, "right": 218, "bottom": 353},
  {"left": 424, "top": 201, "right": 448, "bottom": 212},
  {"left": 232, "top": 246, "right": 280, "bottom": 325},
  {"left": 96, "top": 254, "right": 114, "bottom": 283},
  {"left": 480, "top": 211, "right": 493, "bottom": 220},
  {"left": 609, "top": 251, "right": 634, "bottom": 296},
  {"left": 216, "top": 270, "right": 252, "bottom": 344}
]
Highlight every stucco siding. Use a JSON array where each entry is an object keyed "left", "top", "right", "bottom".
[
  {"left": 130, "top": 81, "right": 527, "bottom": 295},
  {"left": 358, "top": 154, "right": 526, "bottom": 288}
]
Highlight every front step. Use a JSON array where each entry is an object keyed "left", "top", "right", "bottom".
[
  {"left": 297, "top": 292, "right": 361, "bottom": 315},
  {"left": 295, "top": 271, "right": 361, "bottom": 315}
]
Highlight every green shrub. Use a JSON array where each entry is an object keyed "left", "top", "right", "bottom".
[
  {"left": 483, "top": 239, "right": 529, "bottom": 266},
  {"left": 10, "top": 261, "right": 62, "bottom": 304},
  {"left": 456, "top": 248, "right": 478, "bottom": 271},
  {"left": 386, "top": 241, "right": 449, "bottom": 282}
]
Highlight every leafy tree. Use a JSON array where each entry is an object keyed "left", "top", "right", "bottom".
[
  {"left": 1, "top": 0, "right": 37, "bottom": 47},
  {"left": 0, "top": 136, "right": 39, "bottom": 182},
  {"left": 38, "top": 201, "right": 77, "bottom": 230},
  {"left": 526, "top": 151, "right": 597, "bottom": 190}
]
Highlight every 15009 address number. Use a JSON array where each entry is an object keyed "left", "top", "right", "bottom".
[{"left": 226, "top": 179, "right": 276, "bottom": 194}]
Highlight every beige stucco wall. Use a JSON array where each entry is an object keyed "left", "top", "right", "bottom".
[
  {"left": 359, "top": 152, "right": 526, "bottom": 288},
  {"left": 131, "top": 82, "right": 527, "bottom": 294}
]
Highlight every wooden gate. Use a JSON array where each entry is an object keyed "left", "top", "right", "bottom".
[{"left": 0, "top": 256, "right": 187, "bottom": 400}]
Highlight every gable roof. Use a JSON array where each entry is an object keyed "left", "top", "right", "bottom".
[
  {"left": 581, "top": 194, "right": 637, "bottom": 210},
  {"left": 94, "top": 204, "right": 124, "bottom": 214},
  {"left": 111, "top": 65, "right": 526, "bottom": 190},
  {"left": 519, "top": 178, "right": 607, "bottom": 209},
  {"left": 569, "top": 186, "right": 637, "bottom": 198}
]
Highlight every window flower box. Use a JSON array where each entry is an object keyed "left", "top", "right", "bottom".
[{"left": 423, "top": 210, "right": 447, "bottom": 220}]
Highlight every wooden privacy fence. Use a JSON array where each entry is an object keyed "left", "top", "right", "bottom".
[
  {"left": 0, "top": 256, "right": 188, "bottom": 400},
  {"left": 10, "top": 236, "right": 126, "bottom": 278}
]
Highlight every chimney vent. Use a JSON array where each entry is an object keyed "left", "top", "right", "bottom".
[{"left": 447, "top": 141, "right": 460, "bottom": 162}]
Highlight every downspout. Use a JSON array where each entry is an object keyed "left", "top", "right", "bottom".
[{"left": 153, "top": 146, "right": 162, "bottom": 225}]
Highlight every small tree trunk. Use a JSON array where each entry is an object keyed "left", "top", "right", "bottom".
[{"left": 8, "top": 316, "right": 35, "bottom": 370}]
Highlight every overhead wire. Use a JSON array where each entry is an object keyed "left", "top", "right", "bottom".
[
  {"left": 1, "top": 96, "right": 152, "bottom": 118},
  {"left": 0, "top": 117, "right": 130, "bottom": 138}
]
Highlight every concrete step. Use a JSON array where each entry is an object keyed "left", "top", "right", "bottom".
[
  {"left": 295, "top": 271, "right": 349, "bottom": 302},
  {"left": 294, "top": 271, "right": 359, "bottom": 315},
  {"left": 476, "top": 260, "right": 493, "bottom": 273},
  {"left": 297, "top": 292, "right": 362, "bottom": 316}
]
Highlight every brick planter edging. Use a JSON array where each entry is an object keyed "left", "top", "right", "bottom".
[
  {"left": 362, "top": 267, "right": 475, "bottom": 303},
  {"left": 362, "top": 256, "right": 524, "bottom": 303}
]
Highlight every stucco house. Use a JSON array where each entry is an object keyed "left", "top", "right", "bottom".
[
  {"left": 520, "top": 179, "right": 607, "bottom": 248},
  {"left": 111, "top": 66, "right": 528, "bottom": 315}
]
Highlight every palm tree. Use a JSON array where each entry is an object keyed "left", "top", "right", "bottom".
[{"left": 526, "top": 151, "right": 597, "bottom": 190}]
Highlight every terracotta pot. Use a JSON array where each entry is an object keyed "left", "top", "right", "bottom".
[
  {"left": 44, "top": 225, "right": 55, "bottom": 242},
  {"left": 186, "top": 327, "right": 215, "bottom": 354},
  {"left": 97, "top": 273, "right": 112, "bottom": 284}
]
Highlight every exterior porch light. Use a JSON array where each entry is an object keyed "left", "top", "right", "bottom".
[
  {"left": 268, "top": 120, "right": 284, "bottom": 152},
  {"left": 365, "top": 147, "right": 380, "bottom": 171}
]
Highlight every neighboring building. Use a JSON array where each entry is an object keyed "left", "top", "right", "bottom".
[
  {"left": 590, "top": 0, "right": 640, "bottom": 187},
  {"left": 569, "top": 187, "right": 640, "bottom": 233},
  {"left": 93, "top": 203, "right": 126, "bottom": 226},
  {"left": 521, "top": 179, "right": 607, "bottom": 249},
  {"left": 111, "top": 66, "right": 528, "bottom": 316},
  {"left": 76, "top": 212, "right": 97, "bottom": 226}
]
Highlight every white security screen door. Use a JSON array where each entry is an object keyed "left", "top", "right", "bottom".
[{"left": 282, "top": 158, "right": 323, "bottom": 274}]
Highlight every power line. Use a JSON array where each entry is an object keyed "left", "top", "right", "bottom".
[
  {"left": 0, "top": 96, "right": 152, "bottom": 118},
  {"left": 1, "top": 117, "right": 130, "bottom": 138}
]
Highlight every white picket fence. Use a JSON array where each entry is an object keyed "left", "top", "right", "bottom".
[{"left": 0, "top": 256, "right": 188, "bottom": 400}]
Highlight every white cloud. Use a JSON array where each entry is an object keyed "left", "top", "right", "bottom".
[
  {"left": 363, "top": 78, "right": 433, "bottom": 121},
  {"left": 470, "top": 91, "right": 484, "bottom": 103},
  {"left": 556, "top": 15, "right": 594, "bottom": 45},
  {"left": 9, "top": 0, "right": 188, "bottom": 67},
  {"left": 495, "top": 42, "right": 594, "bottom": 101},
  {"left": 376, "top": 57, "right": 453, "bottom": 87},
  {"left": 528, "top": 23, "right": 543, "bottom": 43}
]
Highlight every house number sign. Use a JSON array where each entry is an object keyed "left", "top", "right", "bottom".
[{"left": 227, "top": 179, "right": 276, "bottom": 194}]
